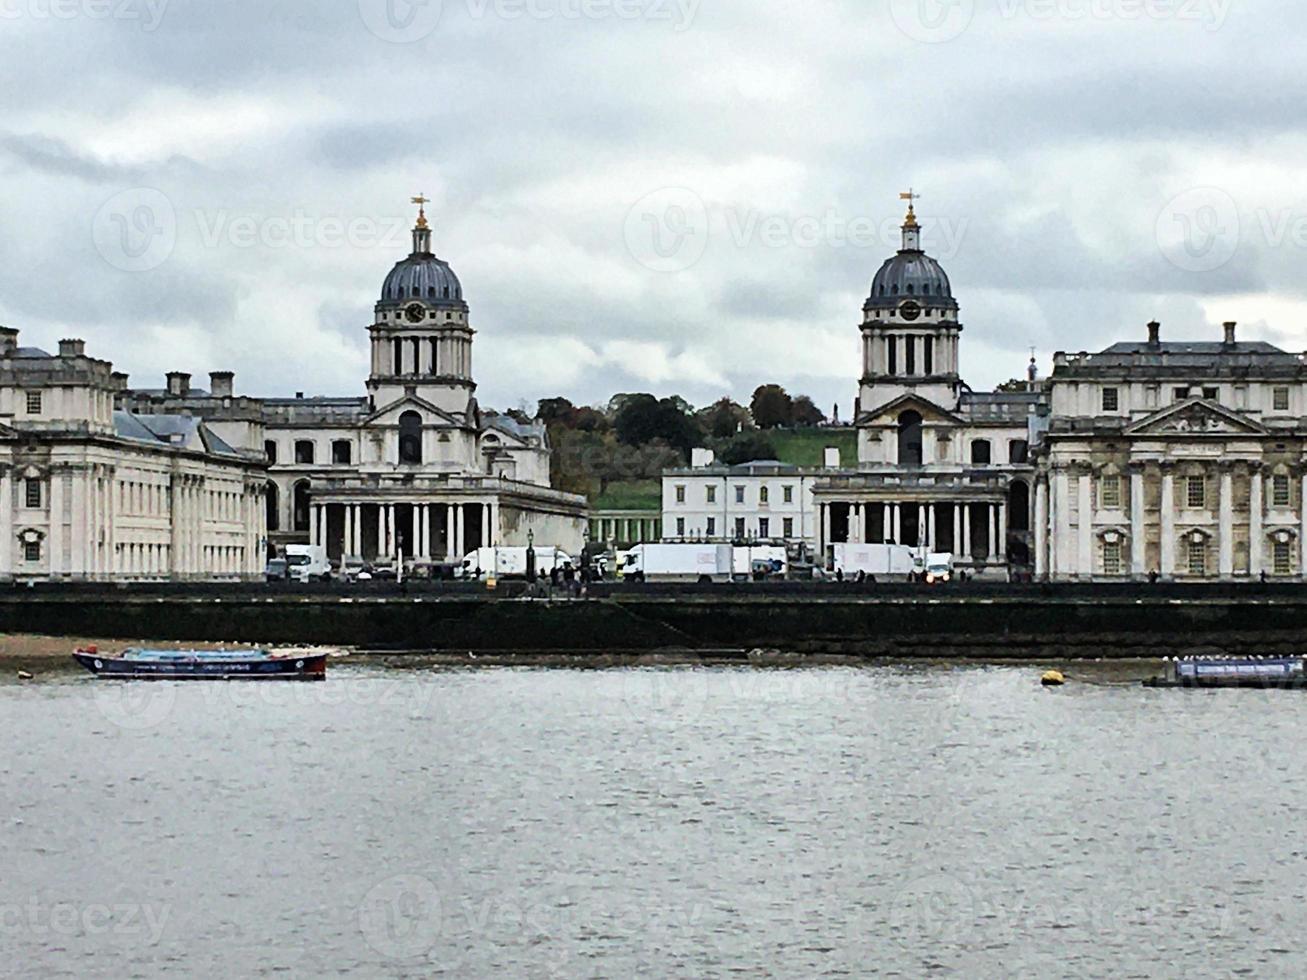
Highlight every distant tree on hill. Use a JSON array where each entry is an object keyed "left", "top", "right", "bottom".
[
  {"left": 791, "top": 395, "right": 826, "bottom": 427},
  {"left": 698, "top": 397, "right": 752, "bottom": 439},
  {"left": 751, "top": 384, "right": 793, "bottom": 429},
  {"left": 537, "top": 397, "right": 578, "bottom": 427},
  {"left": 613, "top": 393, "right": 702, "bottom": 456},
  {"left": 719, "top": 431, "right": 778, "bottom": 466}
]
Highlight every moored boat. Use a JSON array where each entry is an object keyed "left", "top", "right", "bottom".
[
  {"left": 1143, "top": 657, "right": 1307, "bottom": 689},
  {"left": 72, "top": 646, "right": 326, "bottom": 681}
]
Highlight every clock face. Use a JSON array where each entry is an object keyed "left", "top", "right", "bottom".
[
  {"left": 899, "top": 300, "right": 922, "bottom": 321},
  {"left": 405, "top": 303, "right": 425, "bottom": 323}
]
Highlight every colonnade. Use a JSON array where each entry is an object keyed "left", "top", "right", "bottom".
[
  {"left": 310, "top": 500, "right": 497, "bottom": 561},
  {"left": 818, "top": 499, "right": 1005, "bottom": 561}
]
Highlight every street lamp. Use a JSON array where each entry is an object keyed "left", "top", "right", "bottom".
[{"left": 526, "top": 528, "right": 536, "bottom": 582}]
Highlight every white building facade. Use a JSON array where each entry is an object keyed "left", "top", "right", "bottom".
[
  {"left": 1034, "top": 320, "right": 1307, "bottom": 581},
  {"left": 0, "top": 331, "right": 267, "bottom": 581}
]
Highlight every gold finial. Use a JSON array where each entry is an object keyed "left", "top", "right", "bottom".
[
  {"left": 899, "top": 188, "right": 920, "bottom": 227},
  {"left": 411, "top": 193, "right": 430, "bottom": 229}
]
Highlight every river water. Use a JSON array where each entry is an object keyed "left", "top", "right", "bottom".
[{"left": 2, "top": 658, "right": 1305, "bottom": 977}]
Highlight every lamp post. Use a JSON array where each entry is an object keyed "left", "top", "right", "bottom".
[{"left": 525, "top": 528, "right": 536, "bottom": 583}]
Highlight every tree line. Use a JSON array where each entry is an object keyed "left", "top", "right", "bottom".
[{"left": 527, "top": 386, "right": 833, "bottom": 497}]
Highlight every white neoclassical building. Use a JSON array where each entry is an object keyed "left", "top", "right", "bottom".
[
  {"left": 0, "top": 330, "right": 267, "bottom": 581},
  {"left": 808, "top": 195, "right": 1046, "bottom": 575},
  {"left": 1034, "top": 320, "right": 1307, "bottom": 581},
  {"left": 123, "top": 199, "right": 587, "bottom": 566}
]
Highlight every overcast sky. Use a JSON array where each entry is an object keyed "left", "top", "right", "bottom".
[{"left": 2, "top": 0, "right": 1304, "bottom": 417}]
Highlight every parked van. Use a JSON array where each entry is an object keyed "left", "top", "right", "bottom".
[{"left": 284, "top": 544, "right": 331, "bottom": 583}]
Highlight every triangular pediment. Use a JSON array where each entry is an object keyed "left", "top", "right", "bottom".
[
  {"left": 1126, "top": 399, "right": 1268, "bottom": 437},
  {"left": 858, "top": 392, "right": 963, "bottom": 426},
  {"left": 365, "top": 394, "right": 465, "bottom": 428}
]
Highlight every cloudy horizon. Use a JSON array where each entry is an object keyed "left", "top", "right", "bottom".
[{"left": 2, "top": 0, "right": 1304, "bottom": 417}]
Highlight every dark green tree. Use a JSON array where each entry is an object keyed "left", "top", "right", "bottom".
[{"left": 750, "top": 384, "right": 793, "bottom": 429}]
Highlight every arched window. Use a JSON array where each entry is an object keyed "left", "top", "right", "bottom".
[
  {"left": 897, "top": 410, "right": 923, "bottom": 466},
  {"left": 266, "top": 481, "right": 280, "bottom": 531},
  {"left": 292, "top": 480, "right": 311, "bottom": 532},
  {"left": 399, "top": 411, "right": 423, "bottom": 464},
  {"left": 294, "top": 440, "right": 314, "bottom": 464},
  {"left": 971, "top": 439, "right": 992, "bottom": 464},
  {"left": 332, "top": 440, "right": 352, "bottom": 465}
]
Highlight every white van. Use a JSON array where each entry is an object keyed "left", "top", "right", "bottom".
[{"left": 284, "top": 544, "right": 331, "bottom": 583}]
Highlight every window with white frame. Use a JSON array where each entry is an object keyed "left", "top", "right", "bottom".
[
  {"left": 1273, "top": 387, "right": 1290, "bottom": 411},
  {"left": 25, "top": 391, "right": 41, "bottom": 415},
  {"left": 759, "top": 486, "right": 769, "bottom": 505},
  {"left": 758, "top": 518, "right": 770, "bottom": 538},
  {"left": 1100, "top": 475, "right": 1122, "bottom": 509},
  {"left": 676, "top": 517, "right": 685, "bottom": 537},
  {"left": 1187, "top": 538, "right": 1207, "bottom": 576},
  {"left": 734, "top": 517, "right": 745, "bottom": 538},
  {"left": 1272, "top": 474, "right": 1291, "bottom": 507},
  {"left": 24, "top": 479, "right": 40, "bottom": 509},
  {"left": 1103, "top": 540, "right": 1122, "bottom": 575},
  {"left": 706, "top": 517, "right": 716, "bottom": 536},
  {"left": 1186, "top": 475, "right": 1206, "bottom": 509},
  {"left": 1274, "top": 540, "right": 1293, "bottom": 575},
  {"left": 735, "top": 486, "right": 745, "bottom": 504},
  {"left": 706, "top": 485, "right": 716, "bottom": 504},
  {"left": 675, "top": 485, "right": 686, "bottom": 504},
  {"left": 23, "top": 541, "right": 39, "bottom": 562},
  {"left": 783, "top": 517, "right": 794, "bottom": 537},
  {"left": 1101, "top": 387, "right": 1119, "bottom": 412},
  {"left": 783, "top": 486, "right": 794, "bottom": 504}
]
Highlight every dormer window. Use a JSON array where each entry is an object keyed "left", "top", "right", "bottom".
[
  {"left": 443, "top": 286, "right": 450, "bottom": 298},
  {"left": 428, "top": 287, "right": 436, "bottom": 298}
]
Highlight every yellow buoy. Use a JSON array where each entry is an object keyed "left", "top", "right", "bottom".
[{"left": 1041, "top": 670, "right": 1065, "bottom": 687}]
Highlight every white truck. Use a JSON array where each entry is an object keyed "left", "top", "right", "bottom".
[
  {"left": 733, "top": 545, "right": 788, "bottom": 580},
  {"left": 922, "top": 552, "right": 955, "bottom": 584},
  {"left": 622, "top": 543, "right": 734, "bottom": 583},
  {"left": 284, "top": 544, "right": 332, "bottom": 583},
  {"left": 460, "top": 546, "right": 574, "bottom": 580},
  {"left": 830, "top": 543, "right": 915, "bottom": 578}
]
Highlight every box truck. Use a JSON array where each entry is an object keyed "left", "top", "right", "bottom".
[
  {"left": 622, "top": 543, "right": 734, "bottom": 583},
  {"left": 830, "top": 543, "right": 915, "bottom": 578},
  {"left": 460, "top": 546, "right": 574, "bottom": 580},
  {"left": 284, "top": 544, "right": 331, "bottom": 583},
  {"left": 733, "top": 545, "right": 788, "bottom": 580}
]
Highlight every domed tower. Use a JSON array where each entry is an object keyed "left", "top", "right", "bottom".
[
  {"left": 367, "top": 196, "right": 475, "bottom": 415},
  {"left": 858, "top": 192, "right": 962, "bottom": 413}
]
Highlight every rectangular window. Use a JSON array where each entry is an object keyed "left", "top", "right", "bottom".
[
  {"left": 759, "top": 486, "right": 769, "bottom": 505},
  {"left": 887, "top": 336, "right": 897, "bottom": 375},
  {"left": 1273, "top": 474, "right": 1291, "bottom": 507},
  {"left": 905, "top": 338, "right": 916, "bottom": 375},
  {"left": 1202, "top": 386, "right": 1218, "bottom": 401},
  {"left": 783, "top": 485, "right": 794, "bottom": 504},
  {"left": 1101, "top": 387, "right": 1119, "bottom": 412},
  {"left": 783, "top": 517, "right": 794, "bottom": 537},
  {"left": 1274, "top": 541, "right": 1293, "bottom": 575},
  {"left": 23, "top": 541, "right": 39, "bottom": 563},
  {"left": 924, "top": 338, "right": 934, "bottom": 375},
  {"left": 705, "top": 486, "right": 716, "bottom": 504},
  {"left": 332, "top": 440, "right": 352, "bottom": 465},
  {"left": 1103, "top": 540, "right": 1122, "bottom": 575},
  {"left": 1100, "top": 475, "right": 1122, "bottom": 509},
  {"left": 25, "top": 391, "right": 41, "bottom": 414},
  {"left": 24, "top": 479, "right": 40, "bottom": 509},
  {"left": 1009, "top": 440, "right": 1029, "bottom": 464},
  {"left": 1174, "top": 386, "right": 1190, "bottom": 402},
  {"left": 1274, "top": 387, "right": 1290, "bottom": 411},
  {"left": 294, "top": 441, "right": 315, "bottom": 465},
  {"left": 675, "top": 485, "right": 686, "bottom": 504},
  {"left": 706, "top": 517, "right": 716, "bottom": 536},
  {"left": 1186, "top": 475, "right": 1206, "bottom": 509},
  {"left": 264, "top": 440, "right": 278, "bottom": 464},
  {"left": 735, "top": 486, "right": 745, "bottom": 504},
  {"left": 758, "top": 518, "right": 770, "bottom": 539},
  {"left": 676, "top": 517, "right": 685, "bottom": 537},
  {"left": 1187, "top": 540, "right": 1207, "bottom": 576},
  {"left": 734, "top": 517, "right": 745, "bottom": 538}
]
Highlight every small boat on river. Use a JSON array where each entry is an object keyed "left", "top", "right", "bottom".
[
  {"left": 72, "top": 646, "right": 327, "bottom": 681},
  {"left": 1143, "top": 657, "right": 1307, "bottom": 689}
]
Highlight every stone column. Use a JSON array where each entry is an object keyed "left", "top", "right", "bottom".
[
  {"left": 70, "top": 469, "right": 86, "bottom": 578},
  {"left": 1053, "top": 468, "right": 1071, "bottom": 576},
  {"left": 894, "top": 503, "right": 903, "bottom": 545},
  {"left": 387, "top": 504, "right": 397, "bottom": 558},
  {"left": 354, "top": 505, "right": 364, "bottom": 556},
  {"left": 962, "top": 504, "right": 972, "bottom": 561},
  {"left": 1300, "top": 472, "right": 1307, "bottom": 579},
  {"left": 883, "top": 504, "right": 893, "bottom": 544},
  {"left": 446, "top": 504, "right": 456, "bottom": 560},
  {"left": 418, "top": 505, "right": 429, "bottom": 559},
  {"left": 0, "top": 468, "right": 11, "bottom": 578},
  {"left": 997, "top": 502, "right": 1007, "bottom": 565},
  {"left": 1160, "top": 466, "right": 1175, "bottom": 578},
  {"left": 1218, "top": 464, "right": 1234, "bottom": 579},
  {"left": 454, "top": 504, "right": 465, "bottom": 558},
  {"left": 482, "top": 504, "right": 491, "bottom": 548},
  {"left": 343, "top": 504, "right": 354, "bottom": 558},
  {"left": 411, "top": 506, "right": 420, "bottom": 558},
  {"left": 1129, "top": 465, "right": 1145, "bottom": 578},
  {"left": 1035, "top": 478, "right": 1049, "bottom": 579},
  {"left": 1077, "top": 471, "right": 1092, "bottom": 578},
  {"left": 48, "top": 468, "right": 64, "bottom": 578},
  {"left": 1249, "top": 465, "right": 1264, "bottom": 577}
]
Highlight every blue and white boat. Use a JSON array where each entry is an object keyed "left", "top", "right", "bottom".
[
  {"left": 1144, "top": 657, "right": 1306, "bottom": 689},
  {"left": 73, "top": 646, "right": 326, "bottom": 681}
]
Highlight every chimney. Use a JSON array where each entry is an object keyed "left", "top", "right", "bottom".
[
  {"left": 0, "top": 327, "right": 17, "bottom": 355},
  {"left": 58, "top": 338, "right": 85, "bottom": 358},
  {"left": 110, "top": 371, "right": 130, "bottom": 390},
  {"left": 1223, "top": 321, "right": 1237, "bottom": 345},
  {"left": 166, "top": 371, "right": 191, "bottom": 397},
  {"left": 1147, "top": 321, "right": 1161, "bottom": 346},
  {"left": 690, "top": 447, "right": 715, "bottom": 468},
  {"left": 209, "top": 371, "right": 234, "bottom": 398},
  {"left": 823, "top": 446, "right": 841, "bottom": 469}
]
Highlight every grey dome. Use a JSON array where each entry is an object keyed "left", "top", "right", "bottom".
[
  {"left": 864, "top": 250, "right": 956, "bottom": 313},
  {"left": 379, "top": 255, "right": 465, "bottom": 309}
]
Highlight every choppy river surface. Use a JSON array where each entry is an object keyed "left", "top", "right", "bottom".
[{"left": 3, "top": 658, "right": 1306, "bottom": 977}]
